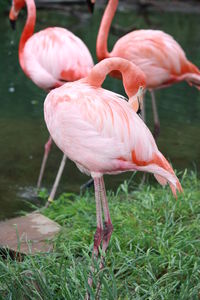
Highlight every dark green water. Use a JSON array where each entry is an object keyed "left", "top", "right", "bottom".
[{"left": 0, "top": 5, "right": 200, "bottom": 220}]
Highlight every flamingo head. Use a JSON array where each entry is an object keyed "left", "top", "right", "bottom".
[
  {"left": 9, "top": 0, "right": 25, "bottom": 29},
  {"left": 87, "top": 0, "right": 95, "bottom": 13},
  {"left": 123, "top": 65, "right": 146, "bottom": 114}
]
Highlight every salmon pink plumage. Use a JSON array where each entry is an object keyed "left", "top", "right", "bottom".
[
  {"left": 21, "top": 27, "right": 93, "bottom": 90},
  {"left": 44, "top": 57, "right": 182, "bottom": 295},
  {"left": 9, "top": 0, "right": 94, "bottom": 203},
  {"left": 95, "top": 0, "right": 200, "bottom": 139},
  {"left": 9, "top": 0, "right": 93, "bottom": 90}
]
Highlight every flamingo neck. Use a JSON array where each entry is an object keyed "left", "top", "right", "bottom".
[
  {"left": 86, "top": 57, "right": 146, "bottom": 98},
  {"left": 96, "top": 0, "right": 118, "bottom": 61},
  {"left": 19, "top": 0, "right": 36, "bottom": 72}
]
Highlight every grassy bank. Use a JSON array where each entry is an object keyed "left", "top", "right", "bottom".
[{"left": 0, "top": 170, "right": 200, "bottom": 299}]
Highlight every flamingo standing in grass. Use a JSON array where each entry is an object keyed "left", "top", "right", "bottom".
[
  {"left": 93, "top": 0, "right": 200, "bottom": 139},
  {"left": 44, "top": 57, "right": 182, "bottom": 296},
  {"left": 9, "top": 0, "right": 94, "bottom": 205}
]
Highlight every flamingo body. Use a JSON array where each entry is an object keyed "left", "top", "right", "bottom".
[
  {"left": 111, "top": 29, "right": 200, "bottom": 89},
  {"left": 44, "top": 65, "right": 181, "bottom": 196},
  {"left": 9, "top": 0, "right": 94, "bottom": 199},
  {"left": 96, "top": 0, "right": 200, "bottom": 90},
  {"left": 10, "top": 0, "right": 94, "bottom": 90},
  {"left": 95, "top": 0, "right": 200, "bottom": 141},
  {"left": 22, "top": 27, "right": 94, "bottom": 90}
]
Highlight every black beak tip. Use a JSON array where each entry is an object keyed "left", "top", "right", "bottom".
[
  {"left": 87, "top": 0, "right": 95, "bottom": 13},
  {"left": 136, "top": 102, "right": 142, "bottom": 116},
  {"left": 137, "top": 108, "right": 142, "bottom": 116},
  {"left": 10, "top": 19, "right": 16, "bottom": 30}
]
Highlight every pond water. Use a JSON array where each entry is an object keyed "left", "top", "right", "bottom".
[{"left": 0, "top": 4, "right": 200, "bottom": 220}]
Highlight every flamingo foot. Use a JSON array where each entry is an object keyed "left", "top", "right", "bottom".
[
  {"left": 96, "top": 221, "right": 113, "bottom": 299},
  {"left": 85, "top": 227, "right": 103, "bottom": 300}
]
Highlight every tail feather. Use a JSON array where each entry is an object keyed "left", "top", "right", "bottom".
[
  {"left": 187, "top": 61, "right": 200, "bottom": 75},
  {"left": 169, "top": 181, "right": 183, "bottom": 198},
  {"left": 154, "top": 174, "right": 167, "bottom": 186},
  {"left": 124, "top": 158, "right": 183, "bottom": 197},
  {"left": 117, "top": 153, "right": 183, "bottom": 198},
  {"left": 185, "top": 73, "right": 200, "bottom": 90},
  {"left": 153, "top": 170, "right": 182, "bottom": 198},
  {"left": 154, "top": 153, "right": 183, "bottom": 197},
  {"left": 181, "top": 62, "right": 200, "bottom": 89}
]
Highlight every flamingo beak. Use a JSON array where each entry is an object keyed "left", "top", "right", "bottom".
[
  {"left": 136, "top": 87, "right": 145, "bottom": 115},
  {"left": 129, "top": 87, "right": 145, "bottom": 115},
  {"left": 137, "top": 100, "right": 142, "bottom": 116},
  {"left": 9, "top": 6, "right": 18, "bottom": 30},
  {"left": 87, "top": 0, "right": 95, "bottom": 13},
  {"left": 10, "top": 19, "right": 16, "bottom": 30}
]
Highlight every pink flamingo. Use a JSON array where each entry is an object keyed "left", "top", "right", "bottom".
[
  {"left": 44, "top": 57, "right": 182, "bottom": 295},
  {"left": 94, "top": 0, "right": 200, "bottom": 139},
  {"left": 9, "top": 0, "right": 94, "bottom": 204}
]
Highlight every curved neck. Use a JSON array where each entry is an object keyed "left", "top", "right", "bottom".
[
  {"left": 86, "top": 57, "right": 146, "bottom": 98},
  {"left": 19, "top": 0, "right": 36, "bottom": 72},
  {"left": 96, "top": 0, "right": 118, "bottom": 61}
]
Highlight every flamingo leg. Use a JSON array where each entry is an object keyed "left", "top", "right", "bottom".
[
  {"left": 86, "top": 177, "right": 103, "bottom": 299},
  {"left": 96, "top": 177, "right": 113, "bottom": 299},
  {"left": 45, "top": 154, "right": 67, "bottom": 208},
  {"left": 92, "top": 177, "right": 103, "bottom": 260},
  {"left": 100, "top": 177, "right": 113, "bottom": 255},
  {"left": 150, "top": 90, "right": 160, "bottom": 141},
  {"left": 36, "top": 136, "right": 52, "bottom": 190}
]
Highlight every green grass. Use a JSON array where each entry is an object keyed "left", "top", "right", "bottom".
[{"left": 0, "top": 170, "right": 200, "bottom": 299}]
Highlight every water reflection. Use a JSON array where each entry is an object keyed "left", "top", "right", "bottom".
[{"left": 0, "top": 5, "right": 200, "bottom": 220}]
